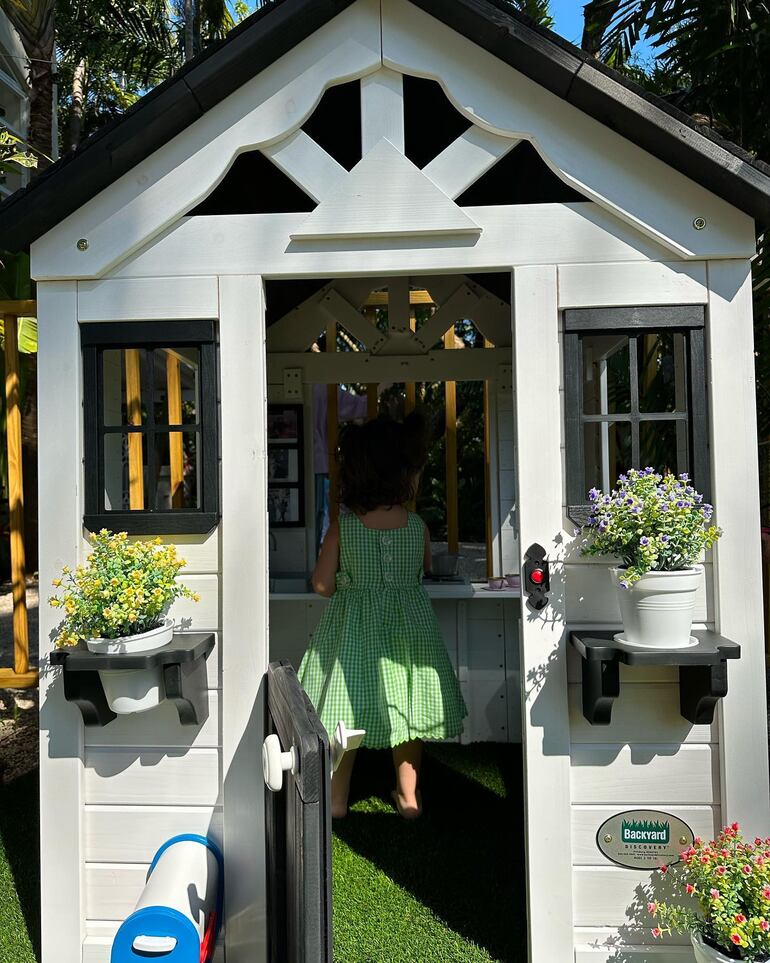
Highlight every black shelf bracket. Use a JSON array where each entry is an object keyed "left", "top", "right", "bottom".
[
  {"left": 50, "top": 633, "right": 215, "bottom": 728},
  {"left": 569, "top": 631, "right": 740, "bottom": 726}
]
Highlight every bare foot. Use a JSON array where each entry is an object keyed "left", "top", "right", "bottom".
[{"left": 391, "top": 789, "right": 422, "bottom": 820}]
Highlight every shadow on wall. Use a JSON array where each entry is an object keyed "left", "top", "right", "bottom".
[{"left": 586, "top": 871, "right": 694, "bottom": 961}]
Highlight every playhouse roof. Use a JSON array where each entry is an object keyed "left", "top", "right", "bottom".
[{"left": 2, "top": 0, "right": 770, "bottom": 252}]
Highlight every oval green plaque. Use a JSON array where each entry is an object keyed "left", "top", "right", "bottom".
[{"left": 596, "top": 809, "right": 694, "bottom": 870}]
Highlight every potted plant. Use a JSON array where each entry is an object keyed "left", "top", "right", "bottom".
[
  {"left": 50, "top": 530, "right": 199, "bottom": 713},
  {"left": 580, "top": 469, "right": 721, "bottom": 648},
  {"left": 648, "top": 824, "right": 770, "bottom": 961}
]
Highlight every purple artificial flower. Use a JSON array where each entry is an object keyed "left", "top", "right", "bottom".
[
  {"left": 625, "top": 497, "right": 634, "bottom": 506},
  {"left": 602, "top": 495, "right": 611, "bottom": 504},
  {"left": 599, "top": 519, "right": 609, "bottom": 531},
  {"left": 680, "top": 472, "right": 690, "bottom": 481},
  {"left": 631, "top": 506, "right": 641, "bottom": 514},
  {"left": 588, "top": 488, "right": 600, "bottom": 503},
  {"left": 660, "top": 534, "right": 670, "bottom": 543},
  {"left": 640, "top": 536, "right": 650, "bottom": 546},
  {"left": 676, "top": 500, "right": 686, "bottom": 508},
  {"left": 619, "top": 580, "right": 630, "bottom": 590}
]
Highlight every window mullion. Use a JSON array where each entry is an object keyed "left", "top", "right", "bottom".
[
  {"left": 146, "top": 349, "right": 157, "bottom": 513},
  {"left": 629, "top": 335, "right": 641, "bottom": 466}
]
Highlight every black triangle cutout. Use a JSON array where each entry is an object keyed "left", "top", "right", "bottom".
[
  {"left": 188, "top": 149, "right": 316, "bottom": 215},
  {"left": 302, "top": 80, "right": 362, "bottom": 172},
  {"left": 457, "top": 141, "right": 589, "bottom": 206},
  {"left": 404, "top": 75, "right": 472, "bottom": 169}
]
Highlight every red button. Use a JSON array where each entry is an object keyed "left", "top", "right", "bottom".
[{"left": 530, "top": 568, "right": 545, "bottom": 585}]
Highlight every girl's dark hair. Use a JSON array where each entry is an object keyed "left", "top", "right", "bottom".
[{"left": 337, "top": 411, "right": 429, "bottom": 513}]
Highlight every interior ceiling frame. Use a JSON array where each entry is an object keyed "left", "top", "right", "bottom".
[{"left": 266, "top": 274, "right": 512, "bottom": 356}]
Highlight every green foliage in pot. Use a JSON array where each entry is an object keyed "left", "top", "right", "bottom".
[
  {"left": 649, "top": 824, "right": 770, "bottom": 960},
  {"left": 580, "top": 468, "right": 722, "bottom": 587},
  {"left": 49, "top": 530, "right": 199, "bottom": 647}
]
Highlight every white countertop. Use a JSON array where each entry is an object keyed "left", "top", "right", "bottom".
[{"left": 269, "top": 582, "right": 521, "bottom": 601}]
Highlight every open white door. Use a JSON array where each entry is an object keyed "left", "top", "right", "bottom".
[{"left": 512, "top": 265, "right": 575, "bottom": 961}]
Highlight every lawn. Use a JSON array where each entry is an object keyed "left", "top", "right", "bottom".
[
  {"left": 333, "top": 743, "right": 527, "bottom": 963},
  {"left": 0, "top": 768, "right": 40, "bottom": 962}
]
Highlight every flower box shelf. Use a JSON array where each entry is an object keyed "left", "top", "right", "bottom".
[
  {"left": 569, "top": 630, "right": 741, "bottom": 726},
  {"left": 50, "top": 632, "right": 215, "bottom": 728}
]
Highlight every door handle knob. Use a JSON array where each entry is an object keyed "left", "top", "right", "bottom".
[{"left": 262, "top": 733, "right": 296, "bottom": 792}]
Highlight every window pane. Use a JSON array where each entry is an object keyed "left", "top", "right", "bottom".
[
  {"left": 582, "top": 335, "right": 631, "bottom": 414},
  {"left": 584, "top": 421, "right": 632, "bottom": 493},
  {"left": 638, "top": 332, "right": 687, "bottom": 413},
  {"left": 103, "top": 348, "right": 150, "bottom": 426},
  {"left": 153, "top": 348, "right": 200, "bottom": 426},
  {"left": 103, "top": 432, "right": 147, "bottom": 511},
  {"left": 152, "top": 431, "right": 200, "bottom": 510},
  {"left": 640, "top": 420, "right": 687, "bottom": 476}
]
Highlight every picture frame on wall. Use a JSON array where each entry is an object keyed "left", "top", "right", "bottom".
[{"left": 267, "top": 404, "right": 305, "bottom": 527}]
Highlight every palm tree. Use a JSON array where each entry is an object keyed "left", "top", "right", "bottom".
[
  {"left": 0, "top": 0, "right": 55, "bottom": 165},
  {"left": 503, "top": 0, "right": 554, "bottom": 29},
  {"left": 581, "top": 0, "right": 770, "bottom": 155}
]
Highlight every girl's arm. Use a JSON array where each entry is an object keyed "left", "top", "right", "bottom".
[
  {"left": 312, "top": 519, "right": 340, "bottom": 597},
  {"left": 423, "top": 521, "right": 432, "bottom": 575}
]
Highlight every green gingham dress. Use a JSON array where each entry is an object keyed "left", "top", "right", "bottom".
[{"left": 298, "top": 512, "right": 467, "bottom": 748}]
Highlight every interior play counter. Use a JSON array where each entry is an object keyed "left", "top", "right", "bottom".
[{"left": 269, "top": 584, "right": 522, "bottom": 743}]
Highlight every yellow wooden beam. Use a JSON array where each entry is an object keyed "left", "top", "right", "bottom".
[
  {"left": 124, "top": 349, "right": 144, "bottom": 510},
  {"left": 444, "top": 328, "right": 459, "bottom": 555},
  {"left": 365, "top": 308, "right": 378, "bottom": 420},
  {"left": 0, "top": 300, "right": 36, "bottom": 317},
  {"left": 0, "top": 668, "right": 38, "bottom": 689},
  {"left": 364, "top": 289, "right": 434, "bottom": 308},
  {"left": 483, "top": 339, "right": 493, "bottom": 577},
  {"left": 327, "top": 324, "right": 339, "bottom": 524},
  {"left": 4, "top": 313, "right": 29, "bottom": 675},
  {"left": 166, "top": 353, "right": 184, "bottom": 509}
]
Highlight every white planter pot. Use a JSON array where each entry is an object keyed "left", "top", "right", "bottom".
[
  {"left": 86, "top": 619, "right": 174, "bottom": 715},
  {"left": 85, "top": 618, "right": 174, "bottom": 655},
  {"left": 611, "top": 566, "right": 703, "bottom": 648},
  {"left": 691, "top": 931, "right": 746, "bottom": 962}
]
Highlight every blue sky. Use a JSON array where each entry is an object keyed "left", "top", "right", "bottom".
[{"left": 550, "top": 0, "right": 655, "bottom": 59}]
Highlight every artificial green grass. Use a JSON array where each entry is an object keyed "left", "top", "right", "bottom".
[
  {"left": 332, "top": 743, "right": 527, "bottom": 963},
  {"left": 0, "top": 769, "right": 40, "bottom": 962}
]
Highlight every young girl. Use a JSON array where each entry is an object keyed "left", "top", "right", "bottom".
[{"left": 298, "top": 414, "right": 467, "bottom": 820}]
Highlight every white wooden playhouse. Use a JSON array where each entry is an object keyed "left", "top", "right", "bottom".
[{"left": 3, "top": 0, "right": 770, "bottom": 960}]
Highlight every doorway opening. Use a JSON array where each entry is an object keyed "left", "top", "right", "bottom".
[{"left": 265, "top": 274, "right": 528, "bottom": 963}]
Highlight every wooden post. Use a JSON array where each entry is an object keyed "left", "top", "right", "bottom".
[
  {"left": 444, "top": 328, "right": 459, "bottom": 554},
  {"left": 405, "top": 308, "right": 417, "bottom": 414},
  {"left": 4, "top": 312, "right": 29, "bottom": 676},
  {"left": 483, "top": 339, "right": 493, "bottom": 577},
  {"left": 166, "top": 353, "right": 185, "bottom": 508},
  {"left": 327, "top": 324, "right": 339, "bottom": 523},
  {"left": 365, "top": 308, "right": 378, "bottom": 420},
  {"left": 125, "top": 348, "right": 144, "bottom": 509}
]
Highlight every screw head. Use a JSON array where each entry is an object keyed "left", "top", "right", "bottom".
[
  {"left": 76, "top": 238, "right": 89, "bottom": 251},
  {"left": 693, "top": 217, "right": 707, "bottom": 231},
  {"left": 680, "top": 835, "right": 689, "bottom": 845},
  {"left": 604, "top": 833, "right": 613, "bottom": 844}
]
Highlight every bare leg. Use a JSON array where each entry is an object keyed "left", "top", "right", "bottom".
[
  {"left": 331, "top": 748, "right": 357, "bottom": 819},
  {"left": 392, "top": 740, "right": 423, "bottom": 819}
]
